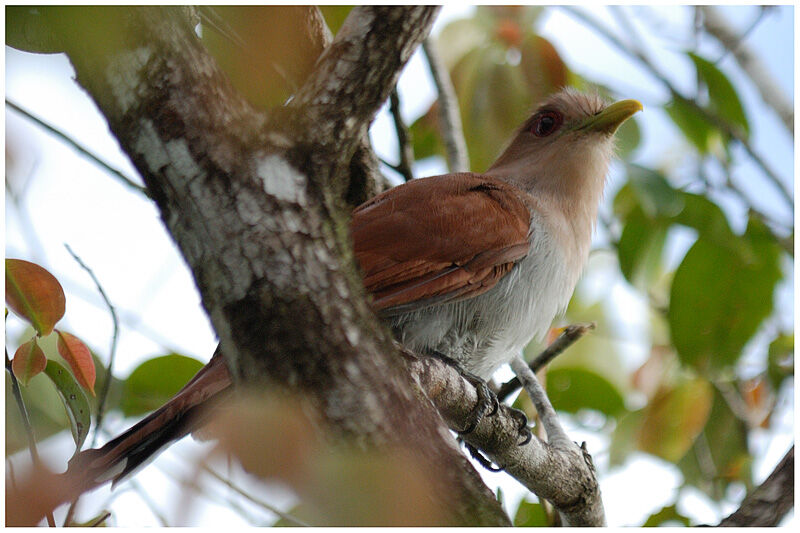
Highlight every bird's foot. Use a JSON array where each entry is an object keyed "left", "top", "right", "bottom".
[{"left": 427, "top": 351, "right": 499, "bottom": 434}]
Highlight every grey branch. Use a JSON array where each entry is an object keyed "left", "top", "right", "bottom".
[
  {"left": 6, "top": 99, "right": 149, "bottom": 198},
  {"left": 497, "top": 322, "right": 596, "bottom": 402},
  {"left": 698, "top": 6, "right": 793, "bottom": 135},
  {"left": 406, "top": 348, "right": 606, "bottom": 526},
  {"left": 422, "top": 37, "right": 469, "bottom": 173},
  {"left": 719, "top": 446, "right": 794, "bottom": 526}
]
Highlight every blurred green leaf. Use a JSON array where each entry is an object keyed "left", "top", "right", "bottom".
[
  {"left": 665, "top": 98, "right": 716, "bottom": 154},
  {"left": 455, "top": 45, "right": 532, "bottom": 171},
  {"left": 614, "top": 114, "right": 641, "bottom": 159},
  {"left": 546, "top": 367, "right": 625, "bottom": 417},
  {"left": 121, "top": 354, "right": 205, "bottom": 417},
  {"left": 318, "top": 6, "right": 352, "bottom": 35},
  {"left": 668, "top": 217, "right": 781, "bottom": 371},
  {"left": 408, "top": 102, "right": 445, "bottom": 162},
  {"left": 642, "top": 504, "right": 691, "bottom": 527},
  {"left": 637, "top": 377, "right": 713, "bottom": 462},
  {"left": 6, "top": 368, "right": 70, "bottom": 455},
  {"left": 626, "top": 165, "right": 684, "bottom": 219},
  {"left": 519, "top": 34, "right": 568, "bottom": 104},
  {"left": 44, "top": 359, "right": 91, "bottom": 451},
  {"left": 609, "top": 408, "right": 643, "bottom": 466},
  {"left": 678, "top": 389, "right": 752, "bottom": 497},
  {"left": 767, "top": 333, "right": 793, "bottom": 390},
  {"left": 617, "top": 207, "right": 669, "bottom": 290},
  {"left": 689, "top": 52, "right": 749, "bottom": 138},
  {"left": 513, "top": 498, "right": 550, "bottom": 526},
  {"left": 436, "top": 17, "right": 487, "bottom": 71}
]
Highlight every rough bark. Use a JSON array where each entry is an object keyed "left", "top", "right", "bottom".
[
  {"left": 718, "top": 446, "right": 794, "bottom": 527},
  {"left": 408, "top": 349, "right": 606, "bottom": 526},
  {"left": 36, "top": 5, "right": 510, "bottom": 526}
]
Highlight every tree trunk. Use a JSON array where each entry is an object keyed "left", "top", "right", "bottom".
[{"left": 37, "top": 5, "right": 510, "bottom": 526}]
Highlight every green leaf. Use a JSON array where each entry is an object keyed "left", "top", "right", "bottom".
[
  {"left": 626, "top": 165, "right": 684, "bottom": 219},
  {"left": 6, "top": 345, "right": 73, "bottom": 455},
  {"left": 408, "top": 103, "right": 445, "bottom": 162},
  {"left": 318, "top": 6, "right": 352, "bottom": 35},
  {"left": 12, "top": 337, "right": 47, "bottom": 385},
  {"left": 513, "top": 498, "right": 550, "bottom": 526},
  {"left": 688, "top": 52, "right": 749, "bottom": 138},
  {"left": 614, "top": 113, "right": 641, "bottom": 160},
  {"left": 43, "top": 359, "right": 91, "bottom": 451},
  {"left": 609, "top": 409, "right": 643, "bottom": 466},
  {"left": 665, "top": 98, "right": 719, "bottom": 154},
  {"left": 5, "top": 258, "right": 66, "bottom": 336},
  {"left": 121, "top": 354, "right": 205, "bottom": 417},
  {"left": 668, "top": 218, "right": 781, "bottom": 371},
  {"left": 677, "top": 389, "right": 751, "bottom": 497},
  {"left": 546, "top": 367, "right": 625, "bottom": 417},
  {"left": 642, "top": 504, "right": 691, "bottom": 527},
  {"left": 518, "top": 34, "right": 568, "bottom": 104},
  {"left": 453, "top": 45, "right": 532, "bottom": 172},
  {"left": 617, "top": 207, "right": 669, "bottom": 290},
  {"left": 636, "top": 378, "right": 713, "bottom": 462},
  {"left": 767, "top": 333, "right": 793, "bottom": 390},
  {"left": 435, "top": 17, "right": 487, "bottom": 71}
]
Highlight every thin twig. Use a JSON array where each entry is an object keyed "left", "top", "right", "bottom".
[
  {"left": 64, "top": 243, "right": 120, "bottom": 447},
  {"left": 497, "top": 323, "right": 596, "bottom": 402},
  {"left": 5, "top": 99, "right": 150, "bottom": 198},
  {"left": 699, "top": 6, "right": 792, "bottom": 134},
  {"left": 559, "top": 6, "right": 793, "bottom": 208},
  {"left": 422, "top": 37, "right": 469, "bottom": 172},
  {"left": 62, "top": 244, "right": 120, "bottom": 527},
  {"left": 5, "top": 350, "right": 57, "bottom": 527},
  {"left": 510, "top": 356, "right": 571, "bottom": 449},
  {"left": 199, "top": 462, "right": 312, "bottom": 526},
  {"left": 388, "top": 87, "right": 415, "bottom": 182}
]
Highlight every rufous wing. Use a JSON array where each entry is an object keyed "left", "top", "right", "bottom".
[{"left": 351, "top": 173, "right": 532, "bottom": 315}]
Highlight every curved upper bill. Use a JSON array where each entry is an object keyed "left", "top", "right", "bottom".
[{"left": 576, "top": 99, "right": 643, "bottom": 135}]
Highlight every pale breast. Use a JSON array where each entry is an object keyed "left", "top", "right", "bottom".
[{"left": 390, "top": 213, "right": 585, "bottom": 380}]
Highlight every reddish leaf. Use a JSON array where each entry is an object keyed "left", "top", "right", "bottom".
[
  {"left": 5, "top": 259, "right": 66, "bottom": 336},
  {"left": 56, "top": 330, "right": 95, "bottom": 396},
  {"left": 12, "top": 338, "right": 47, "bottom": 385}
]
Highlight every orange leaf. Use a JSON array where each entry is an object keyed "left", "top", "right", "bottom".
[
  {"left": 5, "top": 259, "right": 66, "bottom": 336},
  {"left": 12, "top": 338, "right": 47, "bottom": 385},
  {"left": 56, "top": 330, "right": 95, "bottom": 396}
]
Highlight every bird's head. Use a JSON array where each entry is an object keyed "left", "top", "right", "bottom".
[{"left": 488, "top": 88, "right": 642, "bottom": 202}]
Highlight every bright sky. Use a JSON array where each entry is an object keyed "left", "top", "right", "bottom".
[{"left": 4, "top": 4, "right": 794, "bottom": 526}]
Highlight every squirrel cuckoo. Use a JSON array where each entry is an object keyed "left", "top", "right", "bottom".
[{"left": 65, "top": 89, "right": 641, "bottom": 491}]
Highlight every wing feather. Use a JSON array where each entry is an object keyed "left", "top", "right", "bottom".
[{"left": 351, "top": 173, "right": 531, "bottom": 315}]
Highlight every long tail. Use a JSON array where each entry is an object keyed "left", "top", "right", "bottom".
[{"left": 65, "top": 348, "right": 232, "bottom": 493}]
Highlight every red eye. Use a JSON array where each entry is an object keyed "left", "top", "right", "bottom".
[{"left": 531, "top": 110, "right": 562, "bottom": 137}]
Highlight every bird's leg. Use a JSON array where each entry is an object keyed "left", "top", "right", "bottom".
[{"left": 426, "top": 350, "right": 498, "bottom": 434}]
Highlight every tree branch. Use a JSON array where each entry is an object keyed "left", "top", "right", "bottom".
[
  {"left": 422, "top": 37, "right": 469, "bottom": 173},
  {"left": 698, "top": 6, "right": 793, "bottom": 135},
  {"left": 404, "top": 347, "right": 606, "bottom": 526},
  {"left": 718, "top": 446, "right": 794, "bottom": 526}
]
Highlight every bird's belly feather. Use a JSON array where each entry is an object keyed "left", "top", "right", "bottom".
[{"left": 390, "top": 226, "right": 582, "bottom": 380}]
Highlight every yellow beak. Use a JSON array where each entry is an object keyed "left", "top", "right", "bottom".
[{"left": 576, "top": 99, "right": 643, "bottom": 135}]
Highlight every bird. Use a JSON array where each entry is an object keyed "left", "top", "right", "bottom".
[{"left": 64, "top": 88, "right": 641, "bottom": 492}]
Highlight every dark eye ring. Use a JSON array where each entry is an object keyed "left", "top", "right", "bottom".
[{"left": 531, "top": 110, "right": 563, "bottom": 137}]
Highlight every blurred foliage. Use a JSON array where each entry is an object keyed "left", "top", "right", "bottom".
[
  {"left": 420, "top": 4, "right": 791, "bottom": 526},
  {"left": 4, "top": 4, "right": 792, "bottom": 528}
]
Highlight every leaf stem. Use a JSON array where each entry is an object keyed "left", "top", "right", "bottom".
[{"left": 5, "top": 349, "right": 56, "bottom": 527}]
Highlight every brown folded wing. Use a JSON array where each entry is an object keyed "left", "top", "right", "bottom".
[{"left": 351, "top": 173, "right": 532, "bottom": 315}]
